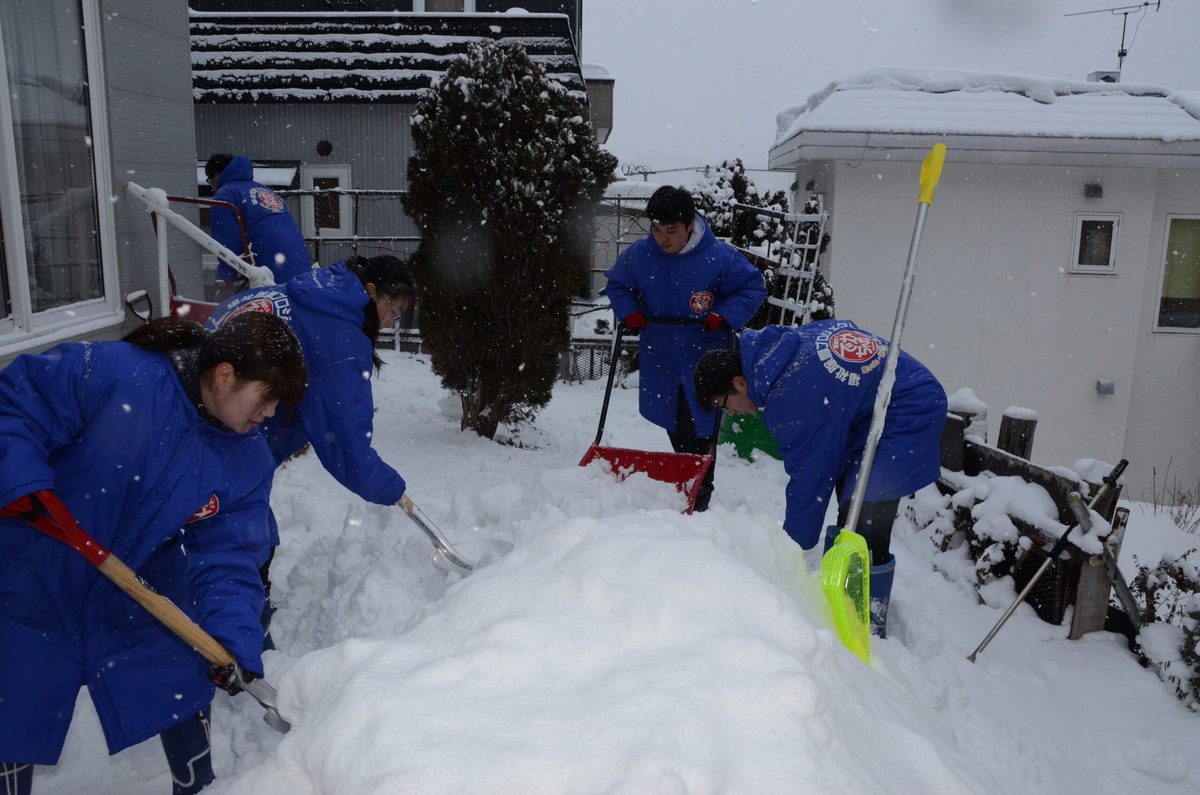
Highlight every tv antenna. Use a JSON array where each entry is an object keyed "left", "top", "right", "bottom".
[{"left": 1065, "top": 1, "right": 1161, "bottom": 71}]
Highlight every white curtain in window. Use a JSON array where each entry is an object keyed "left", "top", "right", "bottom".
[{"left": 0, "top": 0, "right": 102, "bottom": 313}]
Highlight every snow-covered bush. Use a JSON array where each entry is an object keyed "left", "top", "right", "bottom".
[
  {"left": 690, "top": 159, "right": 833, "bottom": 328},
  {"left": 1129, "top": 551, "right": 1200, "bottom": 710},
  {"left": 403, "top": 40, "right": 616, "bottom": 438}
]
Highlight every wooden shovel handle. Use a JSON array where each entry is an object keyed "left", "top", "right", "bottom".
[{"left": 98, "top": 554, "right": 236, "bottom": 667}]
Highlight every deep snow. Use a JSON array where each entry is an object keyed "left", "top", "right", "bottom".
[{"left": 34, "top": 348, "right": 1199, "bottom": 794}]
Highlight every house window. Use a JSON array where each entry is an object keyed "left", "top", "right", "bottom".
[
  {"left": 0, "top": 0, "right": 118, "bottom": 350},
  {"left": 1156, "top": 215, "right": 1200, "bottom": 331},
  {"left": 300, "top": 165, "right": 352, "bottom": 239},
  {"left": 1070, "top": 213, "right": 1119, "bottom": 275}
]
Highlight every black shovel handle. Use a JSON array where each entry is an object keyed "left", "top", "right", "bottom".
[{"left": 591, "top": 315, "right": 733, "bottom": 449}]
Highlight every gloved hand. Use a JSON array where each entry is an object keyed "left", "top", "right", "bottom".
[
  {"left": 622, "top": 311, "right": 646, "bottom": 331},
  {"left": 397, "top": 493, "right": 414, "bottom": 514},
  {"left": 208, "top": 663, "right": 257, "bottom": 696},
  {"left": 703, "top": 312, "right": 725, "bottom": 332}
]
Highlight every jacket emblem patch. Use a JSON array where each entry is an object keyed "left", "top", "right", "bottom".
[
  {"left": 815, "top": 324, "right": 887, "bottom": 387},
  {"left": 188, "top": 494, "right": 220, "bottom": 523},
  {"left": 249, "top": 187, "right": 285, "bottom": 213},
  {"left": 689, "top": 291, "right": 714, "bottom": 313}
]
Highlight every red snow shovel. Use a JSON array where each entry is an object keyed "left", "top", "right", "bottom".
[
  {"left": 2, "top": 491, "right": 292, "bottom": 733},
  {"left": 579, "top": 320, "right": 721, "bottom": 514}
]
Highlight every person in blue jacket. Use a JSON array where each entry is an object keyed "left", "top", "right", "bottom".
[
  {"left": 0, "top": 313, "right": 306, "bottom": 795},
  {"left": 692, "top": 320, "right": 947, "bottom": 637},
  {"left": 604, "top": 186, "right": 767, "bottom": 511},
  {"left": 205, "top": 153, "right": 311, "bottom": 296},
  {"left": 206, "top": 255, "right": 414, "bottom": 614}
]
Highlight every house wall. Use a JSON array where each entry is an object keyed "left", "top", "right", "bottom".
[
  {"left": 822, "top": 158, "right": 1159, "bottom": 490},
  {"left": 0, "top": 0, "right": 198, "bottom": 367},
  {"left": 195, "top": 103, "right": 420, "bottom": 264},
  {"left": 1123, "top": 170, "right": 1200, "bottom": 497},
  {"left": 104, "top": 0, "right": 202, "bottom": 309}
]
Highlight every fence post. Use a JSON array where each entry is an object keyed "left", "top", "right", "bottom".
[
  {"left": 997, "top": 408, "right": 1037, "bottom": 460},
  {"left": 940, "top": 412, "right": 966, "bottom": 472}
]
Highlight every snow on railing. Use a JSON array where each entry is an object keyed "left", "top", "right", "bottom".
[{"left": 124, "top": 181, "right": 274, "bottom": 315}]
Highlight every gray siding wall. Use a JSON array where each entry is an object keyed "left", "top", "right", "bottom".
[
  {"left": 195, "top": 103, "right": 421, "bottom": 258},
  {"left": 102, "top": 0, "right": 201, "bottom": 329}
]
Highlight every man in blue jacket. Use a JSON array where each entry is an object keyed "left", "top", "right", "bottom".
[
  {"left": 604, "top": 186, "right": 766, "bottom": 511},
  {"left": 205, "top": 153, "right": 312, "bottom": 296},
  {"left": 693, "top": 321, "right": 947, "bottom": 636}
]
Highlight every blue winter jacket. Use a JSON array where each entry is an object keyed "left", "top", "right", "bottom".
[
  {"left": 605, "top": 215, "right": 767, "bottom": 434},
  {"left": 212, "top": 155, "right": 311, "bottom": 284},
  {"left": 741, "top": 322, "right": 947, "bottom": 549},
  {"left": 207, "top": 263, "right": 406, "bottom": 528},
  {"left": 0, "top": 342, "right": 274, "bottom": 762}
]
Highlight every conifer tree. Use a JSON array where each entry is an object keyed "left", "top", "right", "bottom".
[{"left": 403, "top": 41, "right": 617, "bottom": 438}]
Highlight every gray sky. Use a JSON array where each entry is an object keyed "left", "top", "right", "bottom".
[{"left": 583, "top": 0, "right": 1200, "bottom": 172}]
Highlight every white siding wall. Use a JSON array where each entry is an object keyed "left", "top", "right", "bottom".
[
  {"left": 1123, "top": 170, "right": 1200, "bottom": 496},
  {"left": 102, "top": 0, "right": 202, "bottom": 312},
  {"left": 823, "top": 158, "right": 1161, "bottom": 491}
]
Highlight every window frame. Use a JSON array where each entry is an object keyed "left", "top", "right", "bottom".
[
  {"left": 1069, "top": 212, "right": 1120, "bottom": 276},
  {"left": 0, "top": 0, "right": 122, "bottom": 356},
  {"left": 1152, "top": 213, "right": 1200, "bottom": 335}
]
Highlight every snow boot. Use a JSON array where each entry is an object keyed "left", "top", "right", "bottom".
[
  {"left": 822, "top": 526, "right": 840, "bottom": 554},
  {"left": 160, "top": 709, "right": 214, "bottom": 795},
  {"left": 0, "top": 762, "right": 33, "bottom": 795},
  {"left": 869, "top": 555, "right": 896, "bottom": 639}
]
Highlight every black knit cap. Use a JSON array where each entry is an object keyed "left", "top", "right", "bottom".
[
  {"left": 692, "top": 349, "right": 743, "bottom": 406},
  {"left": 646, "top": 185, "right": 695, "bottom": 225}
]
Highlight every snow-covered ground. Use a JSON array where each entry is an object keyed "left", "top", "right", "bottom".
[{"left": 37, "top": 349, "right": 1199, "bottom": 793}]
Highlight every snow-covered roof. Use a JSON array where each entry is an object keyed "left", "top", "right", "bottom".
[
  {"left": 190, "top": 11, "right": 586, "bottom": 104},
  {"left": 770, "top": 67, "right": 1200, "bottom": 168}
]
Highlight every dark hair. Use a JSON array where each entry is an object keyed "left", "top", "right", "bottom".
[
  {"left": 204, "top": 153, "right": 234, "bottom": 181},
  {"left": 646, "top": 186, "right": 695, "bottom": 225},
  {"left": 344, "top": 254, "right": 416, "bottom": 371},
  {"left": 692, "top": 349, "right": 743, "bottom": 406},
  {"left": 124, "top": 315, "right": 307, "bottom": 405}
]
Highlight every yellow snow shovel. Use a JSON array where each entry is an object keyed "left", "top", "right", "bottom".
[
  {"left": 822, "top": 142, "right": 947, "bottom": 664},
  {"left": 821, "top": 530, "right": 872, "bottom": 664}
]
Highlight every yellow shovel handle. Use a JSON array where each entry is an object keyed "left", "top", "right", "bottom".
[{"left": 918, "top": 143, "right": 947, "bottom": 205}]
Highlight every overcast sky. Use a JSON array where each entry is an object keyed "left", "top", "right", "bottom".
[{"left": 582, "top": 0, "right": 1200, "bottom": 173}]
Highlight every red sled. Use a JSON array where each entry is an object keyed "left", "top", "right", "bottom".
[{"left": 578, "top": 320, "right": 719, "bottom": 515}]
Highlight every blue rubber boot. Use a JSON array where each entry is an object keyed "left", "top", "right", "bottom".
[
  {"left": 160, "top": 710, "right": 214, "bottom": 795},
  {"left": 869, "top": 555, "right": 896, "bottom": 639},
  {"left": 0, "top": 763, "right": 33, "bottom": 795},
  {"left": 822, "top": 525, "right": 840, "bottom": 554}
]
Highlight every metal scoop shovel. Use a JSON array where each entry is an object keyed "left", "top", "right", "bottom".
[{"left": 399, "top": 495, "right": 482, "bottom": 575}]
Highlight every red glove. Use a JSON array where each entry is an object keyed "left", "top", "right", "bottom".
[
  {"left": 703, "top": 313, "right": 725, "bottom": 332},
  {"left": 623, "top": 311, "right": 646, "bottom": 330}
]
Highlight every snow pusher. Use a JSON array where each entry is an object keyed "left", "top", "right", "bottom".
[
  {"left": 124, "top": 181, "right": 274, "bottom": 323},
  {"left": 822, "top": 142, "right": 947, "bottom": 663},
  {"left": 579, "top": 319, "right": 724, "bottom": 514}
]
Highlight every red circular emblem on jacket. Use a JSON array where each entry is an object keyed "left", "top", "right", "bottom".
[
  {"left": 689, "top": 291, "right": 714, "bottom": 313},
  {"left": 828, "top": 329, "right": 879, "bottom": 363},
  {"left": 250, "top": 187, "right": 285, "bottom": 213}
]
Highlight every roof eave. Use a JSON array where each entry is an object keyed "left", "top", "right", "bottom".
[{"left": 769, "top": 129, "right": 1200, "bottom": 169}]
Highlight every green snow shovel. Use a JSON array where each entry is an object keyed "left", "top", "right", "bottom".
[{"left": 821, "top": 142, "right": 947, "bottom": 663}]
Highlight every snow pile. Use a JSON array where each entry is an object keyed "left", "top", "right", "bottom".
[{"left": 36, "top": 352, "right": 1199, "bottom": 794}]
